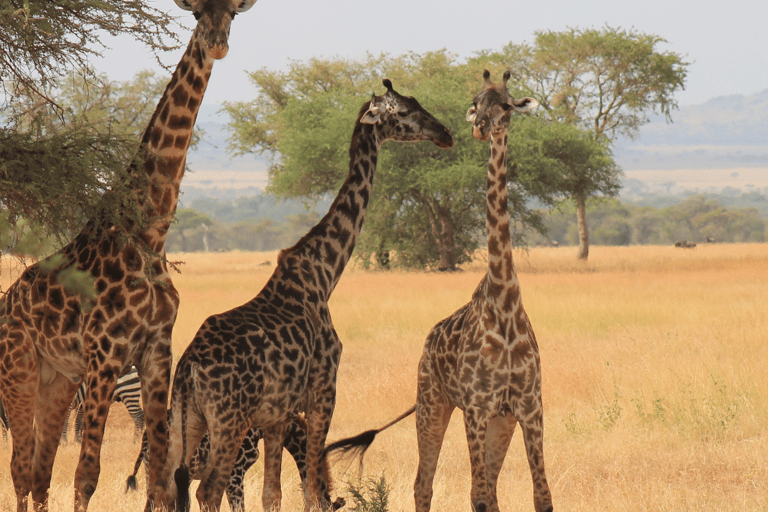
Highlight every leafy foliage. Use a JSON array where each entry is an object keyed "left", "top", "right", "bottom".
[
  {"left": 534, "top": 195, "right": 767, "bottom": 246},
  {"left": 225, "top": 51, "right": 557, "bottom": 270},
  {"left": 477, "top": 26, "right": 689, "bottom": 259},
  {"left": 2, "top": 69, "right": 169, "bottom": 254},
  {"left": 1, "top": 0, "right": 180, "bottom": 113},
  {"left": 1, "top": 1, "right": 182, "bottom": 263},
  {"left": 347, "top": 475, "right": 390, "bottom": 512}
]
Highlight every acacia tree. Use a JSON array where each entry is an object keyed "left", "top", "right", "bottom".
[
  {"left": 1, "top": 1, "right": 181, "bottom": 253},
  {"left": 508, "top": 116, "right": 621, "bottom": 237},
  {"left": 479, "top": 26, "right": 689, "bottom": 259},
  {"left": 1, "top": 69, "right": 169, "bottom": 255},
  {"left": 225, "top": 51, "right": 552, "bottom": 270}
]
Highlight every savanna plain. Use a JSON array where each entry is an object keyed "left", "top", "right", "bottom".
[{"left": 1, "top": 244, "right": 766, "bottom": 511}]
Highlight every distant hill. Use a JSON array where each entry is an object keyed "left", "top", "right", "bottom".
[{"left": 615, "top": 88, "right": 768, "bottom": 172}]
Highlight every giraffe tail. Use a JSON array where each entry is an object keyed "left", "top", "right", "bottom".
[
  {"left": 323, "top": 405, "right": 415, "bottom": 468},
  {"left": 173, "top": 362, "right": 197, "bottom": 512}
]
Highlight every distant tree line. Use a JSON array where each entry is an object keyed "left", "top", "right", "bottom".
[
  {"left": 161, "top": 192, "right": 766, "bottom": 256},
  {"left": 532, "top": 195, "right": 767, "bottom": 247}
]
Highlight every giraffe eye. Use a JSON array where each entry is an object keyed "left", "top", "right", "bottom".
[{"left": 193, "top": 11, "right": 201, "bottom": 20}]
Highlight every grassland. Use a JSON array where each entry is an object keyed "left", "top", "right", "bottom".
[{"left": 1, "top": 244, "right": 766, "bottom": 511}]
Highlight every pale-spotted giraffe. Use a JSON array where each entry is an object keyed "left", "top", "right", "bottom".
[
  {"left": 0, "top": 1, "right": 256, "bottom": 511},
  {"left": 324, "top": 70, "right": 552, "bottom": 512},
  {"left": 155, "top": 79, "right": 453, "bottom": 512}
]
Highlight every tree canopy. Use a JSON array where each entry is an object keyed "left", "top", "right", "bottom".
[
  {"left": 1, "top": 69, "right": 169, "bottom": 252},
  {"left": 225, "top": 48, "right": 631, "bottom": 269},
  {"left": 1, "top": 1, "right": 182, "bottom": 254},
  {"left": 227, "top": 52, "right": 553, "bottom": 269},
  {"left": 477, "top": 26, "right": 689, "bottom": 259},
  {"left": 1, "top": 1, "right": 179, "bottom": 112}
]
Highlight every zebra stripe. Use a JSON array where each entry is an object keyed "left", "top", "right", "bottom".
[
  {"left": 0, "top": 399, "right": 9, "bottom": 442},
  {"left": 62, "top": 367, "right": 145, "bottom": 444}
]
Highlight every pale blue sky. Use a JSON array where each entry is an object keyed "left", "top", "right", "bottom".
[{"left": 94, "top": 0, "right": 768, "bottom": 107}]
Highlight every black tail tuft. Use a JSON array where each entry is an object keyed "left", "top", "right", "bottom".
[
  {"left": 323, "top": 405, "right": 415, "bottom": 473},
  {"left": 125, "top": 475, "right": 138, "bottom": 493},
  {"left": 174, "top": 464, "right": 191, "bottom": 512},
  {"left": 324, "top": 429, "right": 378, "bottom": 459}
]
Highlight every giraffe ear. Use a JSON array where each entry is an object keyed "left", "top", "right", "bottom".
[
  {"left": 236, "top": 0, "right": 258, "bottom": 12},
  {"left": 360, "top": 104, "right": 381, "bottom": 125},
  {"left": 466, "top": 106, "right": 478, "bottom": 123},
  {"left": 173, "top": 0, "right": 196, "bottom": 11},
  {"left": 508, "top": 96, "right": 539, "bottom": 113}
]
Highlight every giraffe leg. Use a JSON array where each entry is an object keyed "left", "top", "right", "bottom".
[
  {"left": 520, "top": 410, "right": 553, "bottom": 512},
  {"left": 73, "top": 368, "right": 119, "bottom": 512},
  {"left": 463, "top": 410, "right": 494, "bottom": 512},
  {"left": 3, "top": 370, "right": 37, "bottom": 512},
  {"left": 224, "top": 462, "right": 247, "bottom": 512},
  {"left": 194, "top": 421, "right": 247, "bottom": 512},
  {"left": 261, "top": 423, "right": 287, "bottom": 512},
  {"left": 485, "top": 414, "right": 517, "bottom": 510},
  {"left": 414, "top": 385, "right": 454, "bottom": 512},
  {"left": 304, "top": 387, "right": 337, "bottom": 512},
  {"left": 139, "top": 341, "right": 172, "bottom": 512},
  {"left": 31, "top": 369, "right": 79, "bottom": 511},
  {"left": 225, "top": 433, "right": 257, "bottom": 512}
]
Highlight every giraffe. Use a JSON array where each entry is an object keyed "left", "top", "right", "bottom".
[
  {"left": 0, "top": 1, "right": 256, "bottom": 511},
  {"left": 412, "top": 69, "right": 551, "bottom": 512},
  {"left": 322, "top": 71, "right": 552, "bottom": 512},
  {"left": 153, "top": 79, "right": 454, "bottom": 512}
]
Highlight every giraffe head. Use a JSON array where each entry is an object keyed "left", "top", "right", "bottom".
[
  {"left": 360, "top": 79, "right": 454, "bottom": 149},
  {"left": 466, "top": 69, "right": 538, "bottom": 141},
  {"left": 174, "top": 0, "right": 257, "bottom": 59}
]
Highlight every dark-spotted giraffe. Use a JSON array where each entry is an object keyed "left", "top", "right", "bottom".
[
  {"left": 154, "top": 79, "right": 453, "bottom": 512},
  {"left": 323, "top": 71, "right": 552, "bottom": 512},
  {"left": 0, "top": 1, "right": 256, "bottom": 511},
  {"left": 413, "top": 70, "right": 551, "bottom": 512}
]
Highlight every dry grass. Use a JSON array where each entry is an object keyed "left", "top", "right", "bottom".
[{"left": 1, "top": 244, "right": 766, "bottom": 511}]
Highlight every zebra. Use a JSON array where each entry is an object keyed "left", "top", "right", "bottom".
[
  {"left": 125, "top": 413, "right": 344, "bottom": 512},
  {"left": 62, "top": 367, "right": 145, "bottom": 444},
  {"left": 0, "top": 399, "right": 8, "bottom": 442}
]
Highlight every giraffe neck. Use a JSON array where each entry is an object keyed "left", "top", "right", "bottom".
[
  {"left": 129, "top": 35, "right": 213, "bottom": 254},
  {"left": 289, "top": 121, "right": 381, "bottom": 297},
  {"left": 485, "top": 130, "right": 521, "bottom": 297}
]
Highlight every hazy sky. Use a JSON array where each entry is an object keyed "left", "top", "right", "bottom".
[{"left": 93, "top": 0, "right": 768, "bottom": 108}]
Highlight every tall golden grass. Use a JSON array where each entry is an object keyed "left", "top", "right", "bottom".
[{"left": 1, "top": 244, "right": 766, "bottom": 511}]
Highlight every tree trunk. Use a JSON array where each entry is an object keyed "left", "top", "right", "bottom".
[
  {"left": 576, "top": 195, "right": 589, "bottom": 260},
  {"left": 420, "top": 195, "right": 457, "bottom": 271},
  {"left": 435, "top": 205, "right": 456, "bottom": 271}
]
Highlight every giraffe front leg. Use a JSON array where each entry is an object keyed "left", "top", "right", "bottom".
[
  {"left": 3, "top": 372, "right": 37, "bottom": 512},
  {"left": 32, "top": 369, "right": 79, "bottom": 511},
  {"left": 463, "top": 409, "right": 495, "bottom": 512},
  {"left": 139, "top": 343, "right": 172, "bottom": 512},
  {"left": 73, "top": 368, "right": 119, "bottom": 512}
]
